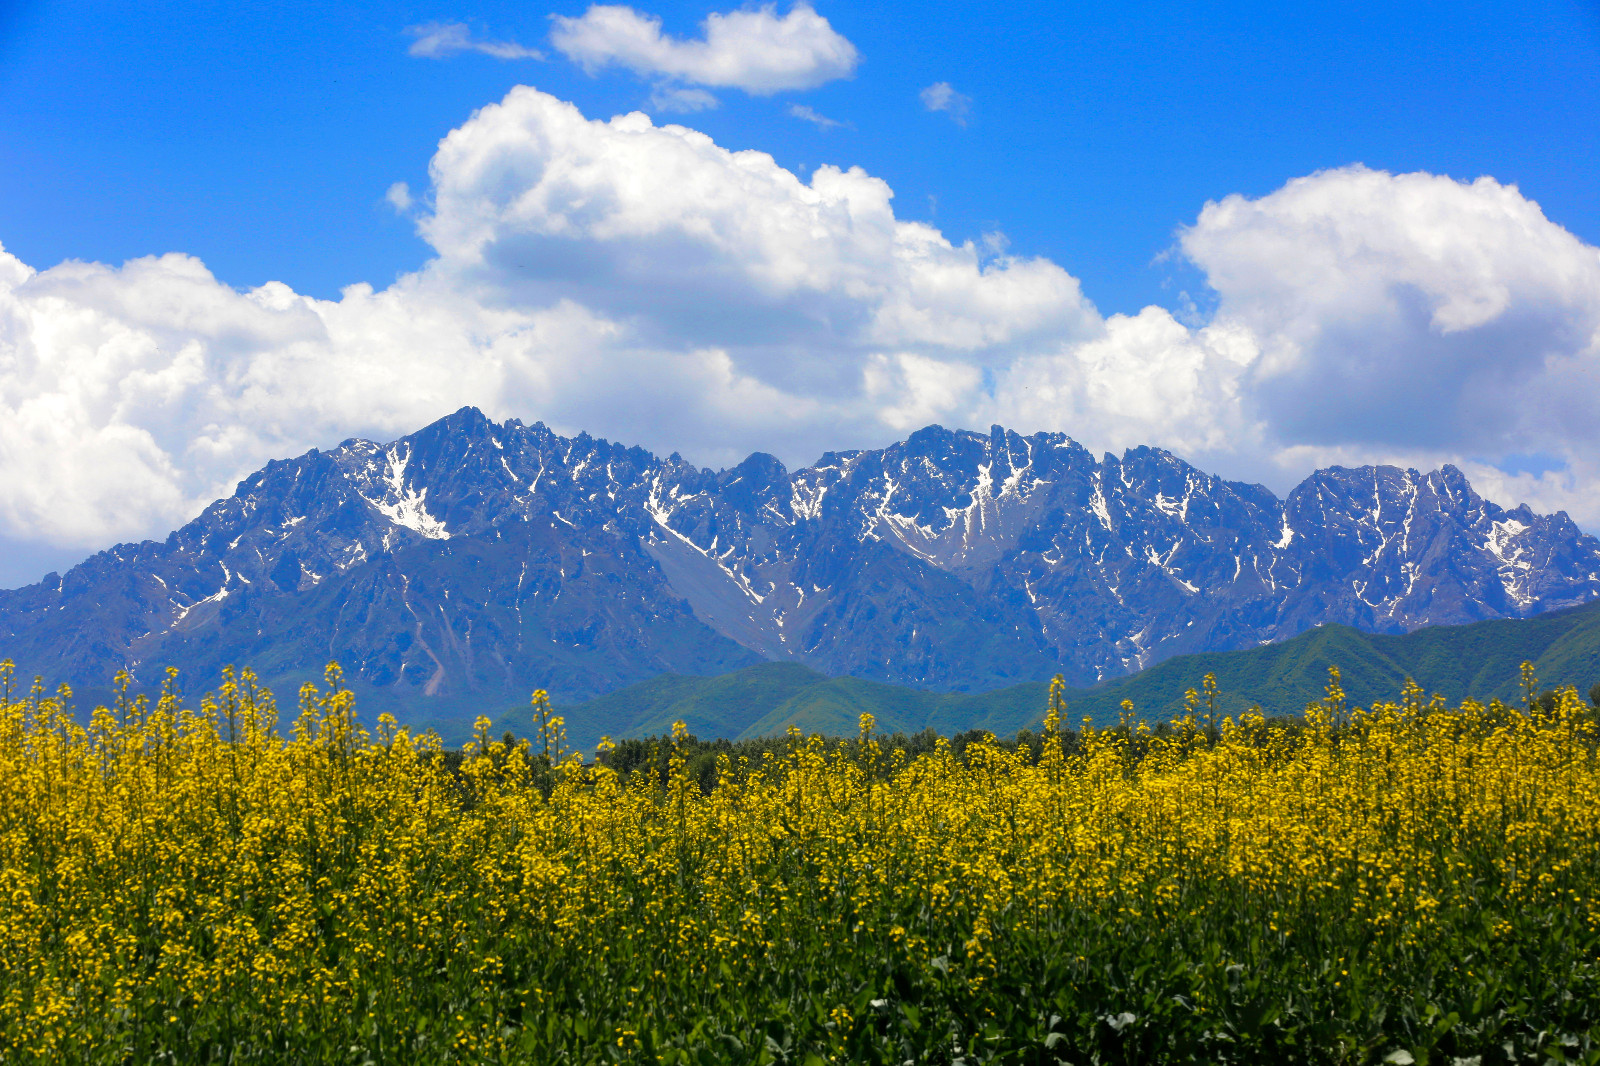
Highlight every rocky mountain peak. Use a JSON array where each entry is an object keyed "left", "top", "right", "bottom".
[{"left": 2, "top": 411, "right": 1596, "bottom": 713}]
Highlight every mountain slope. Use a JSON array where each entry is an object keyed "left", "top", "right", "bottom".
[
  {"left": 1052, "top": 598, "right": 1600, "bottom": 730},
  {"left": 520, "top": 599, "right": 1600, "bottom": 749},
  {"left": 1, "top": 407, "right": 1597, "bottom": 731},
  {"left": 494, "top": 660, "right": 1052, "bottom": 749}
]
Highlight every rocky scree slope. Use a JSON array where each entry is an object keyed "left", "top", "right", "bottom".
[{"left": 0, "top": 407, "right": 1595, "bottom": 708}]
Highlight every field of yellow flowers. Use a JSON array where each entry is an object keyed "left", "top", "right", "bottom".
[{"left": 2, "top": 660, "right": 1598, "bottom": 1065}]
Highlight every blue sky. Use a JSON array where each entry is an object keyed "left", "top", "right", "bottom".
[
  {"left": 6, "top": 0, "right": 1597, "bottom": 314},
  {"left": 1, "top": 0, "right": 1600, "bottom": 587}
]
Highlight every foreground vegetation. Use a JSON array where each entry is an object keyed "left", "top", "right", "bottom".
[{"left": 3, "top": 662, "right": 1599, "bottom": 1064}]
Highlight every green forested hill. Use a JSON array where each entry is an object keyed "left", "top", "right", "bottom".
[
  {"left": 493, "top": 662, "right": 1049, "bottom": 750},
  {"left": 1069, "top": 598, "right": 1600, "bottom": 727},
  {"left": 496, "top": 599, "right": 1600, "bottom": 748}
]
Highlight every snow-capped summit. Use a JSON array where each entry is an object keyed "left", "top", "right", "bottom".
[{"left": 2, "top": 408, "right": 1595, "bottom": 708}]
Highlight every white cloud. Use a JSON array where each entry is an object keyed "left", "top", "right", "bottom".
[
  {"left": 418, "top": 88, "right": 1098, "bottom": 373},
  {"left": 406, "top": 22, "right": 543, "bottom": 60},
  {"left": 4, "top": 96, "right": 1600, "bottom": 588},
  {"left": 549, "top": 3, "right": 858, "bottom": 94},
  {"left": 648, "top": 85, "right": 719, "bottom": 113},
  {"left": 992, "top": 308, "right": 1259, "bottom": 460},
  {"left": 865, "top": 352, "right": 983, "bottom": 432},
  {"left": 1179, "top": 165, "right": 1600, "bottom": 460},
  {"left": 787, "top": 103, "right": 846, "bottom": 130},
  {"left": 919, "top": 82, "right": 971, "bottom": 126},
  {"left": 384, "top": 181, "right": 413, "bottom": 212}
]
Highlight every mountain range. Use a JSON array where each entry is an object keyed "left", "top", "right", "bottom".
[{"left": 1, "top": 407, "right": 1597, "bottom": 731}]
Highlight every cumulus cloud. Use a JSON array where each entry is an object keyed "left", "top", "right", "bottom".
[
  {"left": 549, "top": 3, "right": 858, "bottom": 93},
  {"left": 406, "top": 22, "right": 543, "bottom": 60},
  {"left": 3, "top": 93, "right": 1600, "bottom": 588},
  {"left": 1180, "top": 165, "right": 1600, "bottom": 459},
  {"left": 992, "top": 308, "right": 1259, "bottom": 460},
  {"left": 417, "top": 89, "right": 1098, "bottom": 382},
  {"left": 919, "top": 82, "right": 971, "bottom": 126}
]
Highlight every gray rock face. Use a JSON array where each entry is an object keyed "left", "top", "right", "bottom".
[{"left": 2, "top": 407, "right": 1597, "bottom": 703}]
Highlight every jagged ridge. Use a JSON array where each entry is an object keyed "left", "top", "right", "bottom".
[{"left": 1, "top": 407, "right": 1596, "bottom": 713}]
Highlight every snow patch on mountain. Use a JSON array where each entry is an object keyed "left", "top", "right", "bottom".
[{"left": 363, "top": 447, "right": 451, "bottom": 540}]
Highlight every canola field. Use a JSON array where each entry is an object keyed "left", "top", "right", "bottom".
[{"left": 2, "top": 661, "right": 1599, "bottom": 1065}]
